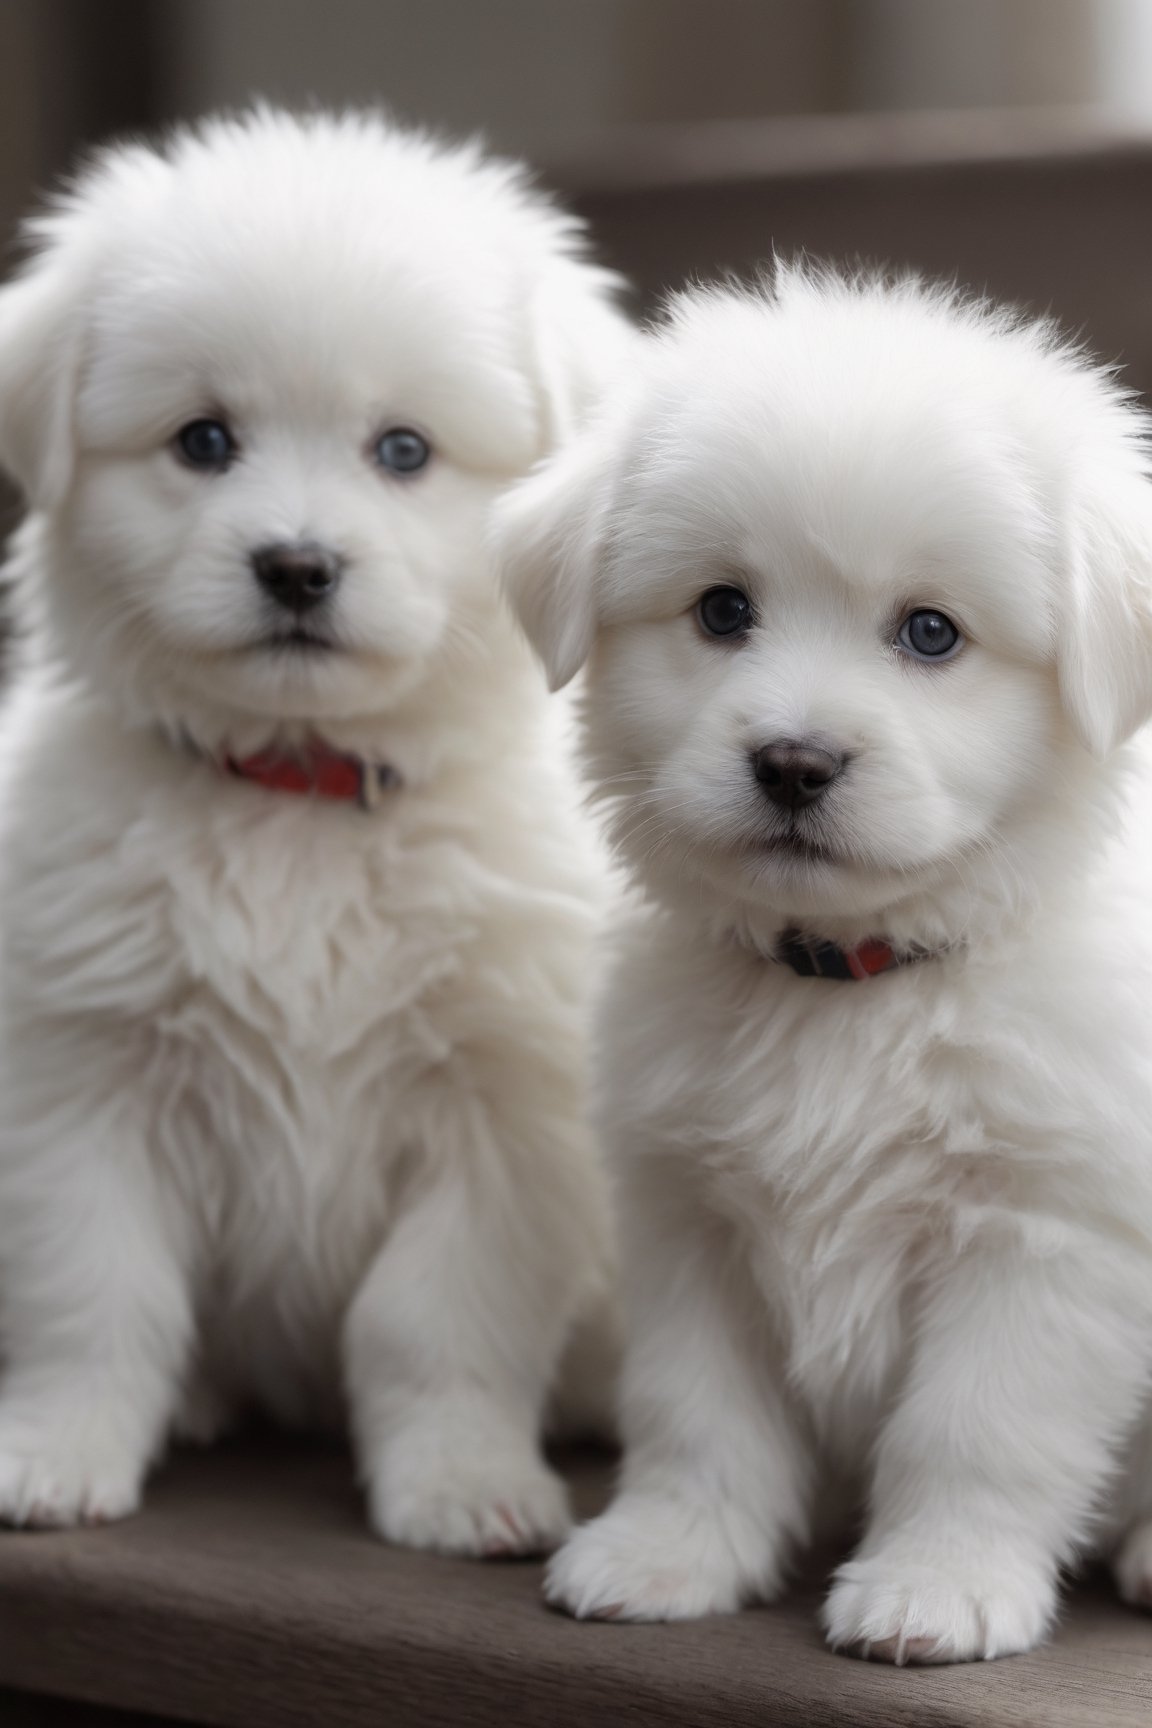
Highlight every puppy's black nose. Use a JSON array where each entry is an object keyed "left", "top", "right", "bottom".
[
  {"left": 252, "top": 543, "right": 341, "bottom": 613},
  {"left": 752, "top": 739, "right": 844, "bottom": 810}
]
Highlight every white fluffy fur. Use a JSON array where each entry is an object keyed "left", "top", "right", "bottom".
[
  {"left": 495, "top": 268, "right": 1152, "bottom": 1658},
  {"left": 0, "top": 107, "right": 631, "bottom": 1552}
]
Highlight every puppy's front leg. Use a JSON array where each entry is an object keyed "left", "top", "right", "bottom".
[
  {"left": 825, "top": 1242, "right": 1151, "bottom": 1664},
  {"left": 1111, "top": 1410, "right": 1152, "bottom": 1609},
  {"left": 547, "top": 1149, "right": 812, "bottom": 1621},
  {"left": 0, "top": 1120, "right": 193, "bottom": 1528},
  {"left": 345, "top": 1086, "right": 601, "bottom": 1557}
]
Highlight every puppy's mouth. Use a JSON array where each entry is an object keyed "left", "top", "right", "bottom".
[
  {"left": 743, "top": 825, "right": 845, "bottom": 867},
  {"left": 249, "top": 627, "right": 341, "bottom": 655}
]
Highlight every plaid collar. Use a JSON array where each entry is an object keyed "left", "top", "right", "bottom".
[
  {"left": 776, "top": 929, "right": 926, "bottom": 980},
  {"left": 221, "top": 741, "right": 400, "bottom": 810}
]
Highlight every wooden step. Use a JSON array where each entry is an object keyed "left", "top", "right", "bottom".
[{"left": 0, "top": 1438, "right": 1148, "bottom": 1727}]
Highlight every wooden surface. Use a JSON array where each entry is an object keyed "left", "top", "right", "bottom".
[
  {"left": 0, "top": 1439, "right": 1147, "bottom": 1728},
  {"left": 1, "top": 1689, "right": 188, "bottom": 1726}
]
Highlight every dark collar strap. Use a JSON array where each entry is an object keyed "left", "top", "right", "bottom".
[{"left": 776, "top": 929, "right": 926, "bottom": 980}]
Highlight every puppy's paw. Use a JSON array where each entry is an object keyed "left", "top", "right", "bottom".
[
  {"left": 823, "top": 1551, "right": 1056, "bottom": 1664},
  {"left": 0, "top": 1424, "right": 144, "bottom": 1529},
  {"left": 1113, "top": 1519, "right": 1152, "bottom": 1609},
  {"left": 368, "top": 1447, "right": 571, "bottom": 1558},
  {"left": 546, "top": 1494, "right": 775, "bottom": 1621}
]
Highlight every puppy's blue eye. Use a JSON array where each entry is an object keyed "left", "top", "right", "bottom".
[
  {"left": 176, "top": 419, "right": 235, "bottom": 470},
  {"left": 897, "top": 609, "right": 962, "bottom": 661},
  {"left": 374, "top": 428, "right": 431, "bottom": 474},
  {"left": 697, "top": 585, "right": 753, "bottom": 639}
]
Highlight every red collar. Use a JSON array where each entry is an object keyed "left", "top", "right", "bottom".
[
  {"left": 776, "top": 929, "right": 925, "bottom": 980},
  {"left": 223, "top": 742, "right": 399, "bottom": 810}
]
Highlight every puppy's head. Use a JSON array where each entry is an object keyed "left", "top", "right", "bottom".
[
  {"left": 496, "top": 270, "right": 1152, "bottom": 935},
  {"left": 0, "top": 107, "right": 629, "bottom": 727}
]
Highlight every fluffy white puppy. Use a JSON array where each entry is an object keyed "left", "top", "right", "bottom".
[
  {"left": 0, "top": 108, "right": 630, "bottom": 1552},
  {"left": 496, "top": 267, "right": 1152, "bottom": 1659}
]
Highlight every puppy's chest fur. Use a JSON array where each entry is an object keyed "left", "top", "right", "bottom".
[
  {"left": 607, "top": 928, "right": 1144, "bottom": 1443},
  {"left": 5, "top": 747, "right": 504, "bottom": 1410},
  {"left": 708, "top": 1008, "right": 977, "bottom": 1437}
]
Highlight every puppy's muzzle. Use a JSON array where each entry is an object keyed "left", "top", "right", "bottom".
[
  {"left": 252, "top": 542, "right": 343, "bottom": 614},
  {"left": 751, "top": 739, "right": 844, "bottom": 810}
]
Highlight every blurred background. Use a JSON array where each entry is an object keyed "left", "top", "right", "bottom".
[{"left": 5, "top": 0, "right": 1152, "bottom": 379}]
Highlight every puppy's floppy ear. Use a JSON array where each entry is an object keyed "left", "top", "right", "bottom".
[
  {"left": 1058, "top": 466, "right": 1152, "bottom": 757},
  {"left": 0, "top": 238, "right": 91, "bottom": 510},
  {"left": 492, "top": 420, "right": 620, "bottom": 692}
]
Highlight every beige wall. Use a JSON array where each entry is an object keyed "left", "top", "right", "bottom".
[
  {"left": 159, "top": 0, "right": 1151, "bottom": 169},
  {"left": 849, "top": 0, "right": 1102, "bottom": 112},
  {"left": 159, "top": 0, "right": 848, "bottom": 164},
  {"left": 5, "top": 0, "right": 1151, "bottom": 245}
]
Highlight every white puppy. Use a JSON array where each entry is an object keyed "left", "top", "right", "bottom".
[
  {"left": 496, "top": 267, "right": 1152, "bottom": 1659},
  {"left": 0, "top": 108, "right": 630, "bottom": 1552}
]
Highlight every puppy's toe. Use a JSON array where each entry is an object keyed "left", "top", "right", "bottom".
[
  {"left": 824, "top": 1550, "right": 1056, "bottom": 1664},
  {"left": 858, "top": 1633, "right": 942, "bottom": 1666},
  {"left": 1114, "top": 1519, "right": 1152, "bottom": 1609},
  {"left": 368, "top": 1448, "right": 571, "bottom": 1558},
  {"left": 0, "top": 1428, "right": 143, "bottom": 1530},
  {"left": 545, "top": 1495, "right": 778, "bottom": 1622}
]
